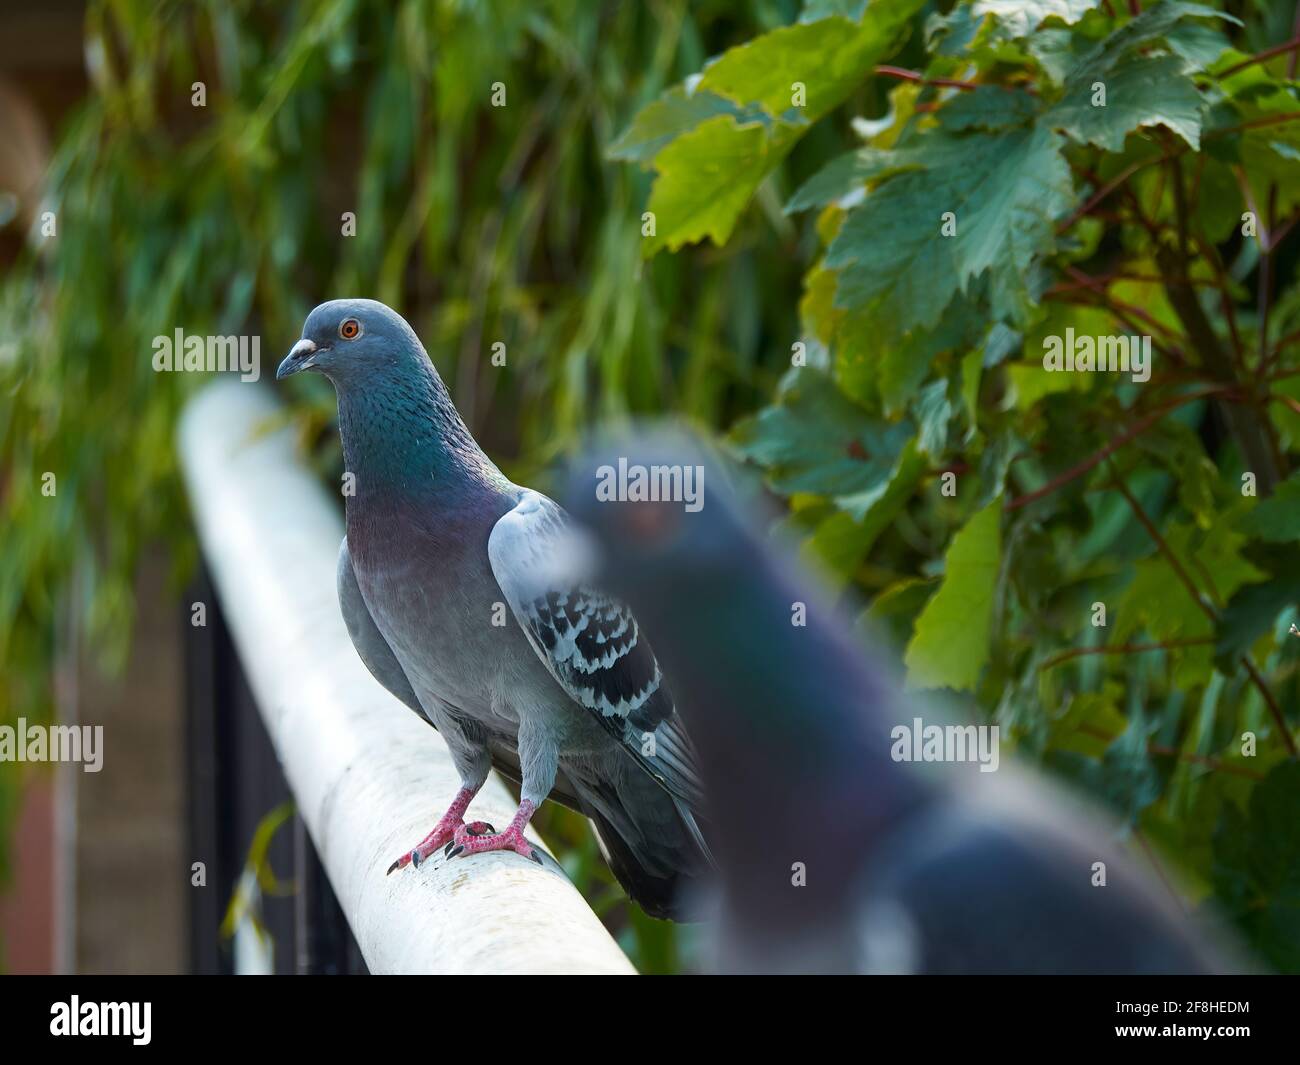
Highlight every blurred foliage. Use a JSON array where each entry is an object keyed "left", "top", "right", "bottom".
[
  {"left": 619, "top": 0, "right": 1300, "bottom": 969},
  {"left": 219, "top": 800, "right": 296, "bottom": 957},
  {"left": 0, "top": 0, "right": 823, "bottom": 969}
]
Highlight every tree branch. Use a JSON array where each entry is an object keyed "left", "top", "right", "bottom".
[
  {"left": 1005, "top": 387, "right": 1235, "bottom": 511},
  {"left": 1061, "top": 265, "right": 1188, "bottom": 352},
  {"left": 1217, "top": 36, "right": 1300, "bottom": 79},
  {"left": 1040, "top": 638, "right": 1216, "bottom": 670},
  {"left": 1112, "top": 472, "right": 1298, "bottom": 759},
  {"left": 1160, "top": 162, "right": 1285, "bottom": 492},
  {"left": 1073, "top": 724, "right": 1266, "bottom": 780},
  {"left": 874, "top": 66, "right": 988, "bottom": 92}
]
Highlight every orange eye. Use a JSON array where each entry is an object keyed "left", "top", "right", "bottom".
[{"left": 339, "top": 318, "right": 362, "bottom": 340}]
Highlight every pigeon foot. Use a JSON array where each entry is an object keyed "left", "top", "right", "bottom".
[
  {"left": 444, "top": 800, "right": 542, "bottom": 864},
  {"left": 386, "top": 785, "right": 485, "bottom": 874}
]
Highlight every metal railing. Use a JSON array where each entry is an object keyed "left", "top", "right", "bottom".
[{"left": 178, "top": 379, "right": 635, "bottom": 975}]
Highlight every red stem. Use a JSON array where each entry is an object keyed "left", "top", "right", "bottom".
[
  {"left": 1217, "top": 36, "right": 1300, "bottom": 79},
  {"left": 1005, "top": 387, "right": 1234, "bottom": 511},
  {"left": 874, "top": 65, "right": 983, "bottom": 92}
]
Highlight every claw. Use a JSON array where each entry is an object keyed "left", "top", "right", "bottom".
[
  {"left": 383, "top": 785, "right": 483, "bottom": 875},
  {"left": 444, "top": 807, "right": 543, "bottom": 864}
]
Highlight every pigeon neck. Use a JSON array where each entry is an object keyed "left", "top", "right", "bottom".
[
  {"left": 335, "top": 361, "right": 504, "bottom": 499},
  {"left": 636, "top": 548, "right": 935, "bottom": 923}
]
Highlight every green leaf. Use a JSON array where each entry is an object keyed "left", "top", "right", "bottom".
[
  {"left": 972, "top": 0, "right": 1100, "bottom": 39},
  {"left": 786, "top": 146, "right": 927, "bottom": 213},
  {"left": 1164, "top": 18, "right": 1231, "bottom": 72},
  {"left": 825, "top": 125, "right": 1072, "bottom": 338},
  {"left": 938, "top": 86, "right": 1038, "bottom": 132},
  {"left": 607, "top": 87, "right": 754, "bottom": 165},
  {"left": 1212, "top": 762, "right": 1300, "bottom": 971},
  {"left": 801, "top": 261, "right": 847, "bottom": 345},
  {"left": 1192, "top": 157, "right": 1244, "bottom": 243},
  {"left": 729, "top": 367, "right": 916, "bottom": 505},
  {"left": 1049, "top": 684, "right": 1127, "bottom": 758},
  {"left": 1100, "top": 709, "right": 1164, "bottom": 823},
  {"left": 1042, "top": 4, "right": 1237, "bottom": 153},
  {"left": 802, "top": 0, "right": 871, "bottom": 21},
  {"left": 1237, "top": 470, "right": 1300, "bottom": 543},
  {"left": 1116, "top": 554, "right": 1213, "bottom": 644},
  {"left": 643, "top": 115, "right": 791, "bottom": 254},
  {"left": 1214, "top": 569, "right": 1300, "bottom": 671},
  {"left": 1026, "top": 25, "right": 1096, "bottom": 85},
  {"left": 837, "top": 436, "right": 928, "bottom": 523},
  {"left": 981, "top": 322, "right": 1022, "bottom": 367},
  {"left": 1008, "top": 292, "right": 1109, "bottom": 408},
  {"left": 1135, "top": 419, "right": 1220, "bottom": 527},
  {"left": 1274, "top": 375, "right": 1300, "bottom": 453},
  {"left": 837, "top": 289, "right": 984, "bottom": 416},
  {"left": 1047, "top": 52, "right": 1204, "bottom": 151},
  {"left": 1117, "top": 519, "right": 1267, "bottom": 641},
  {"left": 1070, "top": 2, "right": 1239, "bottom": 75},
  {"left": 1006, "top": 359, "right": 1094, "bottom": 408},
  {"left": 916, "top": 378, "right": 953, "bottom": 456},
  {"left": 861, "top": 576, "right": 939, "bottom": 651},
  {"left": 699, "top": 8, "right": 922, "bottom": 123},
  {"left": 1232, "top": 91, "right": 1300, "bottom": 217},
  {"left": 904, "top": 497, "right": 1002, "bottom": 690},
  {"left": 629, "top": 1, "right": 927, "bottom": 255},
  {"left": 925, "top": 3, "right": 990, "bottom": 58},
  {"left": 802, "top": 509, "right": 873, "bottom": 583},
  {"left": 804, "top": 442, "right": 926, "bottom": 570}
]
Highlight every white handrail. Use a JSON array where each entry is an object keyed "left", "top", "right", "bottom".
[{"left": 178, "top": 378, "right": 635, "bottom": 975}]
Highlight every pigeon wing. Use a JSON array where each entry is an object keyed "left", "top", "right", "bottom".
[{"left": 487, "top": 490, "right": 707, "bottom": 812}]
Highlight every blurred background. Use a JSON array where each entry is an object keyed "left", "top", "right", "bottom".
[
  {"left": 0, "top": 0, "right": 817, "bottom": 974},
  {"left": 2, "top": 0, "right": 1297, "bottom": 975}
]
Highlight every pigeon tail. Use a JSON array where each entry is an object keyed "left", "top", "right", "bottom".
[
  {"left": 569, "top": 761, "right": 712, "bottom": 921},
  {"left": 587, "top": 803, "right": 709, "bottom": 922}
]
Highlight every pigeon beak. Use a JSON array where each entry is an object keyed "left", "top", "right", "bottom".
[{"left": 276, "top": 337, "right": 319, "bottom": 380}]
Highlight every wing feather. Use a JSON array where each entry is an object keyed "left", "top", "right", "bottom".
[{"left": 488, "top": 491, "right": 706, "bottom": 808}]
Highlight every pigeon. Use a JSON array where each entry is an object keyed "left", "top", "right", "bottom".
[
  {"left": 276, "top": 300, "right": 711, "bottom": 920},
  {"left": 564, "top": 430, "right": 1244, "bottom": 973}
]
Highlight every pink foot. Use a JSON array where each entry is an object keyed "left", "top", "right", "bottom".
[
  {"left": 386, "top": 785, "right": 486, "bottom": 874},
  {"left": 444, "top": 800, "right": 543, "bottom": 865}
]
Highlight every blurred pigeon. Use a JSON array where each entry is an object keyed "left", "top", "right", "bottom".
[
  {"left": 277, "top": 300, "right": 710, "bottom": 919},
  {"left": 564, "top": 430, "right": 1242, "bottom": 973}
]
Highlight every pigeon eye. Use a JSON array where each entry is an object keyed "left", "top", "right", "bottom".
[{"left": 339, "top": 318, "right": 362, "bottom": 340}]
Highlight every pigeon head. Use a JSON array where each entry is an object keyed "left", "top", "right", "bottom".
[
  {"left": 276, "top": 298, "right": 428, "bottom": 386},
  {"left": 279, "top": 298, "right": 494, "bottom": 494},
  {"left": 563, "top": 429, "right": 760, "bottom": 606},
  {"left": 561, "top": 430, "right": 828, "bottom": 718}
]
